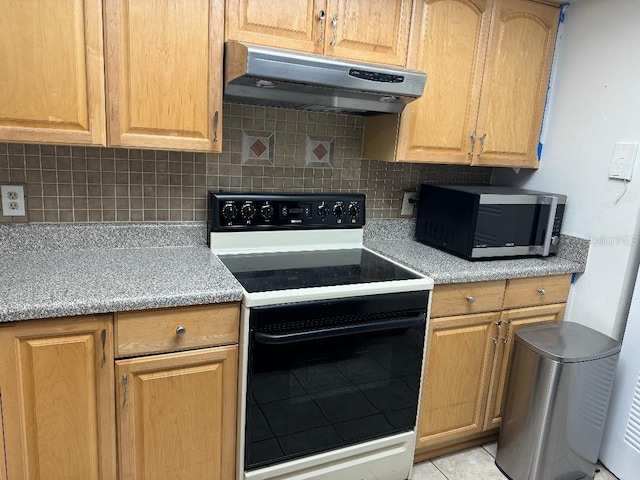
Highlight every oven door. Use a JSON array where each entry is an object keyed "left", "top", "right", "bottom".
[{"left": 244, "top": 291, "right": 429, "bottom": 472}]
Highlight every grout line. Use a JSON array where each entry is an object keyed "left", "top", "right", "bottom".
[{"left": 431, "top": 460, "right": 451, "bottom": 480}]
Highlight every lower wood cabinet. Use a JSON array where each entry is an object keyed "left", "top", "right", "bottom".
[
  {"left": 417, "top": 312, "right": 500, "bottom": 450},
  {"left": 483, "top": 303, "right": 566, "bottom": 430},
  {"left": 115, "top": 343, "right": 238, "bottom": 480},
  {"left": 416, "top": 275, "right": 570, "bottom": 459},
  {"left": 0, "top": 315, "right": 116, "bottom": 480},
  {"left": 0, "top": 303, "right": 241, "bottom": 480}
]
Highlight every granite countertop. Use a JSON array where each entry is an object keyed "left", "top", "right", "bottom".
[
  {"left": 0, "top": 224, "right": 243, "bottom": 323},
  {"left": 0, "top": 221, "right": 589, "bottom": 323},
  {"left": 363, "top": 219, "right": 588, "bottom": 284}
]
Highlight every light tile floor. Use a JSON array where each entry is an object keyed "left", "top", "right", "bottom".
[{"left": 410, "top": 442, "right": 619, "bottom": 480}]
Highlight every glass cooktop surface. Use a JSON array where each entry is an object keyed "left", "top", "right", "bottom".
[{"left": 218, "top": 248, "right": 421, "bottom": 293}]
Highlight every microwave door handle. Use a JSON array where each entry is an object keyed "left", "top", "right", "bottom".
[
  {"left": 253, "top": 312, "right": 425, "bottom": 345},
  {"left": 535, "top": 195, "right": 558, "bottom": 256}
]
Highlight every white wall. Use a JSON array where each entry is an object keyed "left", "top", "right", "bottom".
[{"left": 493, "top": 0, "right": 640, "bottom": 339}]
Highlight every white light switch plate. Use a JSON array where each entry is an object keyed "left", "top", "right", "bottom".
[{"left": 609, "top": 142, "right": 638, "bottom": 181}]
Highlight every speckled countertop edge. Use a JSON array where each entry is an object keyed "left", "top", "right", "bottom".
[
  {"left": 364, "top": 219, "right": 589, "bottom": 284},
  {"left": 0, "top": 221, "right": 590, "bottom": 322},
  {"left": 0, "top": 223, "right": 245, "bottom": 323}
]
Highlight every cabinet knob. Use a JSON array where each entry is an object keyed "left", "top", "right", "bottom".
[
  {"left": 466, "top": 295, "right": 476, "bottom": 304},
  {"left": 538, "top": 288, "right": 546, "bottom": 296},
  {"left": 176, "top": 325, "right": 187, "bottom": 336}
]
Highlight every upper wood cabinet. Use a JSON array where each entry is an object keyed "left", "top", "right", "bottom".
[
  {"left": 0, "top": 315, "right": 116, "bottom": 480},
  {"left": 363, "top": 0, "right": 559, "bottom": 168},
  {"left": 0, "top": 0, "right": 106, "bottom": 146},
  {"left": 473, "top": 0, "right": 559, "bottom": 167},
  {"left": 104, "top": 0, "right": 224, "bottom": 152},
  {"left": 225, "top": 0, "right": 413, "bottom": 66}
]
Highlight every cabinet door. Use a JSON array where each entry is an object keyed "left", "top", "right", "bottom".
[
  {"left": 105, "top": 0, "right": 223, "bottom": 152},
  {"left": 324, "top": 0, "right": 412, "bottom": 66},
  {"left": 395, "top": 0, "right": 492, "bottom": 164},
  {"left": 0, "top": 316, "right": 116, "bottom": 480},
  {"left": 0, "top": 0, "right": 106, "bottom": 145},
  {"left": 483, "top": 303, "right": 565, "bottom": 429},
  {"left": 473, "top": 0, "right": 559, "bottom": 167},
  {"left": 116, "top": 346, "right": 238, "bottom": 480},
  {"left": 416, "top": 312, "right": 500, "bottom": 451},
  {"left": 226, "top": 0, "right": 325, "bottom": 54}
]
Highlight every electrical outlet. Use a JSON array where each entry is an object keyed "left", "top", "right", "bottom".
[
  {"left": 1, "top": 185, "right": 26, "bottom": 216},
  {"left": 401, "top": 191, "right": 418, "bottom": 216}
]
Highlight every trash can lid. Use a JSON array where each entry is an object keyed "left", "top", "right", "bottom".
[{"left": 514, "top": 321, "right": 621, "bottom": 363}]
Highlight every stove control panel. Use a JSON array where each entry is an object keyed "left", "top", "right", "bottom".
[{"left": 209, "top": 192, "right": 366, "bottom": 230}]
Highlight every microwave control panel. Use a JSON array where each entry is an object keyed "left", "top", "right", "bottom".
[{"left": 209, "top": 192, "right": 366, "bottom": 230}]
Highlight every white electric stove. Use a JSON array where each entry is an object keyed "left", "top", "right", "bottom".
[{"left": 209, "top": 192, "right": 433, "bottom": 480}]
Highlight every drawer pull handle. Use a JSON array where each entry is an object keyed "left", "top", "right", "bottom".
[
  {"left": 468, "top": 131, "right": 477, "bottom": 158},
  {"left": 330, "top": 14, "right": 338, "bottom": 47},
  {"left": 477, "top": 133, "right": 487, "bottom": 159},
  {"left": 318, "top": 10, "right": 326, "bottom": 43},
  {"left": 492, "top": 321, "right": 502, "bottom": 344},
  {"left": 538, "top": 288, "right": 546, "bottom": 296},
  {"left": 176, "top": 325, "right": 187, "bottom": 336},
  {"left": 100, "top": 328, "right": 107, "bottom": 368},
  {"left": 466, "top": 295, "right": 476, "bottom": 304},
  {"left": 503, "top": 319, "right": 512, "bottom": 344},
  {"left": 213, "top": 110, "right": 219, "bottom": 145},
  {"left": 121, "top": 375, "right": 129, "bottom": 408}
]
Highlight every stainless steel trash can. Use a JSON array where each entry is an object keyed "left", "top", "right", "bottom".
[{"left": 495, "top": 321, "right": 621, "bottom": 480}]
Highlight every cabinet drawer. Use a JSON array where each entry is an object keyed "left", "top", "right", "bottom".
[
  {"left": 503, "top": 275, "right": 571, "bottom": 309},
  {"left": 115, "top": 303, "right": 240, "bottom": 358},
  {"left": 431, "top": 280, "right": 506, "bottom": 318}
]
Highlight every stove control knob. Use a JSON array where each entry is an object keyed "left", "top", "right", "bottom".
[
  {"left": 222, "top": 203, "right": 238, "bottom": 220},
  {"left": 260, "top": 204, "right": 274, "bottom": 220},
  {"left": 241, "top": 203, "right": 256, "bottom": 220},
  {"left": 348, "top": 202, "right": 361, "bottom": 218},
  {"left": 317, "top": 203, "right": 329, "bottom": 218},
  {"left": 333, "top": 202, "right": 344, "bottom": 218}
]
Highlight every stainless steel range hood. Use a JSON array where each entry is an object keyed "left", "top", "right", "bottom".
[{"left": 224, "top": 42, "right": 427, "bottom": 115}]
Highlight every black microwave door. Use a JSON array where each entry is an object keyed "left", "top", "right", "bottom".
[
  {"left": 416, "top": 185, "right": 477, "bottom": 255},
  {"left": 474, "top": 204, "right": 549, "bottom": 248}
]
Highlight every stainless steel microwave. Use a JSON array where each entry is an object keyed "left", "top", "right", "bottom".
[{"left": 415, "top": 185, "right": 566, "bottom": 260}]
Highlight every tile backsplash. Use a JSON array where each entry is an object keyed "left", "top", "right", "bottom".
[{"left": 0, "top": 104, "right": 491, "bottom": 223}]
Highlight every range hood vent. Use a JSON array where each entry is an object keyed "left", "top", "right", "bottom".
[{"left": 224, "top": 42, "right": 427, "bottom": 115}]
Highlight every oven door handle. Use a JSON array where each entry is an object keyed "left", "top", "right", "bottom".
[{"left": 253, "top": 313, "right": 426, "bottom": 345}]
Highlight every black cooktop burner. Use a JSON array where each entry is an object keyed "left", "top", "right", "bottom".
[{"left": 218, "top": 248, "right": 421, "bottom": 293}]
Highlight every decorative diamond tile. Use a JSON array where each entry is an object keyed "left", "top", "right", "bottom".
[
  {"left": 305, "top": 136, "right": 334, "bottom": 166},
  {"left": 249, "top": 139, "right": 267, "bottom": 158},
  {"left": 242, "top": 130, "right": 275, "bottom": 164},
  {"left": 312, "top": 143, "right": 328, "bottom": 161}
]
